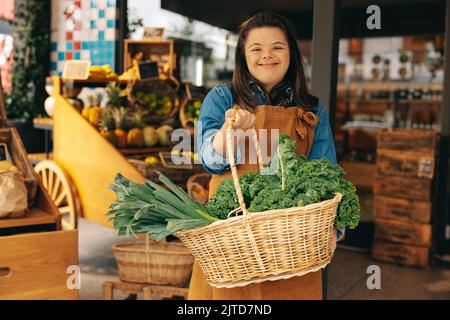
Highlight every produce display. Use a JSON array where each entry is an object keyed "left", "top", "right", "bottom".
[
  {"left": 185, "top": 100, "right": 202, "bottom": 121},
  {"left": 134, "top": 91, "right": 174, "bottom": 117},
  {"left": 108, "top": 134, "right": 360, "bottom": 241},
  {"left": 89, "top": 65, "right": 119, "bottom": 81},
  {"left": 80, "top": 83, "right": 175, "bottom": 149}
]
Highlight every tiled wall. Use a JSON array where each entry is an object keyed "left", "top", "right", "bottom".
[{"left": 50, "top": 0, "right": 121, "bottom": 75}]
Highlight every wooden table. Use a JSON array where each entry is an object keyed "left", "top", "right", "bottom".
[{"left": 103, "top": 280, "right": 189, "bottom": 300}]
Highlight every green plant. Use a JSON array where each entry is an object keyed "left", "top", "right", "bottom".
[
  {"left": 205, "top": 134, "right": 361, "bottom": 229},
  {"left": 107, "top": 172, "right": 218, "bottom": 241},
  {"left": 5, "top": 0, "right": 50, "bottom": 121}
]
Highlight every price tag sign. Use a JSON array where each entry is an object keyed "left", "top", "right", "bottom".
[
  {"left": 137, "top": 61, "right": 159, "bottom": 80},
  {"left": 62, "top": 60, "right": 91, "bottom": 80},
  {"left": 143, "top": 27, "right": 165, "bottom": 39}
]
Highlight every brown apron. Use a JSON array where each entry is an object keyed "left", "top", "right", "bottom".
[{"left": 188, "top": 104, "right": 320, "bottom": 300}]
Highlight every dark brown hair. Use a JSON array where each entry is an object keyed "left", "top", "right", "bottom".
[{"left": 231, "top": 12, "right": 318, "bottom": 112}]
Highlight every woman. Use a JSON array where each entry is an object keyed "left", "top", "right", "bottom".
[{"left": 190, "top": 12, "right": 344, "bottom": 300}]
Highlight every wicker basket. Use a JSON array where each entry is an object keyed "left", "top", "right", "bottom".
[
  {"left": 128, "top": 78, "right": 180, "bottom": 124},
  {"left": 112, "top": 238, "right": 194, "bottom": 286},
  {"left": 179, "top": 83, "right": 206, "bottom": 135},
  {"left": 176, "top": 114, "right": 342, "bottom": 288},
  {"left": 187, "top": 173, "right": 211, "bottom": 205}
]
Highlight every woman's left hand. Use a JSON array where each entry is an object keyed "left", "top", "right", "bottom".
[{"left": 331, "top": 228, "right": 337, "bottom": 255}]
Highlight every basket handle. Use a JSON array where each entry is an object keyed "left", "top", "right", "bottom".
[
  {"left": 185, "top": 82, "right": 193, "bottom": 100},
  {"left": 226, "top": 106, "right": 264, "bottom": 216}
]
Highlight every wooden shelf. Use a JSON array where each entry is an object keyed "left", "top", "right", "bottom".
[
  {"left": 340, "top": 161, "right": 376, "bottom": 191},
  {"left": 0, "top": 208, "right": 57, "bottom": 229},
  {"left": 119, "top": 146, "right": 172, "bottom": 155},
  {"left": 397, "top": 99, "right": 442, "bottom": 105},
  {"left": 346, "top": 99, "right": 393, "bottom": 104}
]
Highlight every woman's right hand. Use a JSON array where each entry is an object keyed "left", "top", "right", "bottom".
[{"left": 225, "top": 108, "right": 256, "bottom": 130}]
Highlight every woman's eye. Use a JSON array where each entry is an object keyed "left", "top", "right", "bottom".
[
  {"left": 251, "top": 48, "right": 261, "bottom": 52},
  {"left": 274, "top": 47, "right": 284, "bottom": 50}
]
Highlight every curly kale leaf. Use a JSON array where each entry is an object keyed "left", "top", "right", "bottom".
[
  {"left": 204, "top": 179, "right": 238, "bottom": 220},
  {"left": 204, "top": 134, "right": 361, "bottom": 229}
]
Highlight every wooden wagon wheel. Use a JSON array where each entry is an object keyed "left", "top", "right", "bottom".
[{"left": 34, "top": 160, "right": 80, "bottom": 230}]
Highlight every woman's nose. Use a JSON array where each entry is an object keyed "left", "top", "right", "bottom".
[{"left": 261, "top": 49, "right": 273, "bottom": 59}]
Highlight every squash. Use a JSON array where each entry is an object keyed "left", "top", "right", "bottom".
[
  {"left": 143, "top": 126, "right": 159, "bottom": 147},
  {"left": 127, "top": 128, "right": 145, "bottom": 147}
]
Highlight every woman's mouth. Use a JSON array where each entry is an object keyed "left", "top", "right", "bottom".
[{"left": 258, "top": 62, "right": 278, "bottom": 68}]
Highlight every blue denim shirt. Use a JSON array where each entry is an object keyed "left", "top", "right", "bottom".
[{"left": 197, "top": 84, "right": 344, "bottom": 241}]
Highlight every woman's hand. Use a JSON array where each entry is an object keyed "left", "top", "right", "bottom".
[
  {"left": 331, "top": 228, "right": 337, "bottom": 255},
  {"left": 225, "top": 109, "right": 256, "bottom": 130}
]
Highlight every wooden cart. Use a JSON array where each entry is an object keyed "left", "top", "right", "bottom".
[
  {"left": 51, "top": 77, "right": 205, "bottom": 227},
  {"left": 0, "top": 78, "right": 78, "bottom": 300}
]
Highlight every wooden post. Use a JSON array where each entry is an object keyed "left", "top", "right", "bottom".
[
  {"left": 311, "top": 0, "right": 341, "bottom": 299},
  {"left": 435, "top": 0, "right": 450, "bottom": 255},
  {"left": 310, "top": 0, "right": 341, "bottom": 135}
]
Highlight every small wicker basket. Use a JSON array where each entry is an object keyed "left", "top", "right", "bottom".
[
  {"left": 176, "top": 108, "right": 342, "bottom": 288},
  {"left": 112, "top": 238, "right": 194, "bottom": 286},
  {"left": 127, "top": 78, "right": 180, "bottom": 124}
]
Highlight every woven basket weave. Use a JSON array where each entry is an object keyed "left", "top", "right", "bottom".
[
  {"left": 112, "top": 239, "right": 194, "bottom": 286},
  {"left": 176, "top": 109, "right": 342, "bottom": 288}
]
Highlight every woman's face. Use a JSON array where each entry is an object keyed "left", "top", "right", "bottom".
[{"left": 244, "top": 27, "right": 290, "bottom": 92}]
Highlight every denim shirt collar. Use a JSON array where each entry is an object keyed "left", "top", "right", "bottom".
[{"left": 249, "top": 80, "right": 293, "bottom": 106}]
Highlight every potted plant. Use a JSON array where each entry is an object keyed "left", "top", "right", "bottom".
[{"left": 5, "top": 0, "right": 50, "bottom": 153}]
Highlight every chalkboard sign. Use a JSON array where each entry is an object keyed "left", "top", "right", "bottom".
[
  {"left": 0, "top": 143, "right": 10, "bottom": 161},
  {"left": 138, "top": 61, "right": 159, "bottom": 80}
]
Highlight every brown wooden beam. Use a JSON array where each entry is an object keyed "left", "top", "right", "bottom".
[{"left": 310, "top": 0, "right": 341, "bottom": 134}]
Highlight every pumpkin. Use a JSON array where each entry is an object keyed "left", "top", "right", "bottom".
[{"left": 114, "top": 129, "right": 128, "bottom": 148}]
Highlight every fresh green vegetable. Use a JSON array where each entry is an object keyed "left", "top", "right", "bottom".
[
  {"left": 205, "top": 134, "right": 360, "bottom": 229},
  {"left": 108, "top": 134, "right": 360, "bottom": 242},
  {"left": 107, "top": 171, "right": 219, "bottom": 241}
]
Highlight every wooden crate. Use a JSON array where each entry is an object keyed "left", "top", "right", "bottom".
[
  {"left": 123, "top": 39, "right": 175, "bottom": 77},
  {"left": 374, "top": 218, "right": 432, "bottom": 247},
  {"left": 373, "top": 174, "right": 433, "bottom": 201},
  {"left": 373, "top": 195, "right": 432, "bottom": 224},
  {"left": 0, "top": 181, "right": 78, "bottom": 299},
  {"left": 377, "top": 129, "right": 438, "bottom": 154},
  {"left": 376, "top": 149, "right": 435, "bottom": 179},
  {"left": 372, "top": 240, "right": 429, "bottom": 267},
  {"left": 0, "top": 128, "right": 39, "bottom": 202}
]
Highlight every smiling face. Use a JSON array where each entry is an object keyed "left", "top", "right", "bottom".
[{"left": 244, "top": 27, "right": 290, "bottom": 93}]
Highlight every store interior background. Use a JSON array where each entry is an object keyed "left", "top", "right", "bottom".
[{"left": 0, "top": 0, "right": 449, "bottom": 299}]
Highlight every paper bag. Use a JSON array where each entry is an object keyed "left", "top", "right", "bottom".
[{"left": 0, "top": 171, "right": 28, "bottom": 218}]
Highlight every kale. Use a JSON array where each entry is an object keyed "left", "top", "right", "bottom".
[{"left": 205, "top": 134, "right": 361, "bottom": 229}]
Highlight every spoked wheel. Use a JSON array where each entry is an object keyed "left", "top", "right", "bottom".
[{"left": 34, "top": 160, "right": 81, "bottom": 230}]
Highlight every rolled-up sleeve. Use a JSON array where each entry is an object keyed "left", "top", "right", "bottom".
[{"left": 197, "top": 86, "right": 239, "bottom": 175}]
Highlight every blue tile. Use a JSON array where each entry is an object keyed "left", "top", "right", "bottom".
[
  {"left": 90, "top": 20, "right": 97, "bottom": 29},
  {"left": 58, "top": 71, "right": 62, "bottom": 76},
  {"left": 51, "top": 62, "right": 57, "bottom": 71},
  {"left": 66, "top": 42, "right": 73, "bottom": 51},
  {"left": 82, "top": 41, "right": 89, "bottom": 50},
  {"left": 107, "top": 19, "right": 114, "bottom": 28},
  {"left": 74, "top": 52, "right": 81, "bottom": 59},
  {"left": 58, "top": 52, "right": 65, "bottom": 60},
  {"left": 51, "top": 42, "right": 57, "bottom": 51},
  {"left": 99, "top": 31, "right": 105, "bottom": 40},
  {"left": 90, "top": 0, "right": 96, "bottom": 8},
  {"left": 107, "top": 0, "right": 115, "bottom": 7},
  {"left": 99, "top": 10, "right": 105, "bottom": 18}
]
